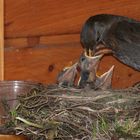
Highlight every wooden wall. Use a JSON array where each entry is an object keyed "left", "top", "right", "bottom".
[
  {"left": 4, "top": 0, "right": 140, "bottom": 88},
  {"left": 0, "top": 0, "right": 4, "bottom": 80}
]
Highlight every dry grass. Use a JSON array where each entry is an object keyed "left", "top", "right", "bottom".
[{"left": 1, "top": 84, "right": 140, "bottom": 140}]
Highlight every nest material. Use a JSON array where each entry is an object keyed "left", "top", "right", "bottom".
[{"left": 1, "top": 84, "right": 140, "bottom": 140}]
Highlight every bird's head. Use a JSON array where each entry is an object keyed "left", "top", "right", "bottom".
[
  {"left": 78, "top": 52, "right": 103, "bottom": 73},
  {"left": 80, "top": 19, "right": 97, "bottom": 56},
  {"left": 80, "top": 15, "right": 113, "bottom": 57}
]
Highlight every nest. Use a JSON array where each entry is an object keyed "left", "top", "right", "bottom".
[{"left": 1, "top": 84, "right": 140, "bottom": 140}]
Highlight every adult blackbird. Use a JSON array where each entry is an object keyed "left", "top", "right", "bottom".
[{"left": 81, "top": 14, "right": 140, "bottom": 71}]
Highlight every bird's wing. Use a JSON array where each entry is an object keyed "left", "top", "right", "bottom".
[{"left": 105, "top": 20, "right": 140, "bottom": 71}]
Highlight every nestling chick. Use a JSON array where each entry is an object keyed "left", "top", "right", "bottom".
[
  {"left": 77, "top": 52, "right": 103, "bottom": 88},
  {"left": 78, "top": 53, "right": 114, "bottom": 90},
  {"left": 57, "top": 63, "right": 78, "bottom": 87},
  {"left": 94, "top": 65, "right": 114, "bottom": 90}
]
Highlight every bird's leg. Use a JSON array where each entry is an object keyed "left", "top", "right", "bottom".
[
  {"left": 57, "top": 63, "right": 78, "bottom": 87},
  {"left": 85, "top": 53, "right": 103, "bottom": 72},
  {"left": 94, "top": 65, "right": 114, "bottom": 90},
  {"left": 77, "top": 53, "right": 103, "bottom": 87}
]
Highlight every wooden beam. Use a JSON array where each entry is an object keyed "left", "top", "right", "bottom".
[{"left": 0, "top": 0, "right": 4, "bottom": 80}]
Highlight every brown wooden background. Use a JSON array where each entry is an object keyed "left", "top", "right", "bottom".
[
  {"left": 4, "top": 0, "right": 140, "bottom": 88},
  {"left": 0, "top": 0, "right": 4, "bottom": 81}
]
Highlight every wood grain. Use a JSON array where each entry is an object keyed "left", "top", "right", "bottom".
[
  {"left": 4, "top": 41, "right": 82, "bottom": 84},
  {"left": 4, "top": 0, "right": 140, "bottom": 89},
  {"left": 5, "top": 0, "right": 140, "bottom": 38},
  {"left": 5, "top": 34, "right": 80, "bottom": 48},
  {"left": 0, "top": 135, "right": 26, "bottom": 140},
  {"left": 4, "top": 35, "right": 140, "bottom": 88},
  {"left": 2, "top": 1, "right": 140, "bottom": 140},
  {"left": 0, "top": 0, "right": 4, "bottom": 80}
]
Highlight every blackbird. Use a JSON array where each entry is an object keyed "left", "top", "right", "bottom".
[{"left": 81, "top": 14, "right": 140, "bottom": 71}]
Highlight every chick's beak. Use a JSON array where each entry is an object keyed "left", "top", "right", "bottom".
[
  {"left": 95, "top": 65, "right": 114, "bottom": 90},
  {"left": 57, "top": 63, "right": 78, "bottom": 86},
  {"left": 84, "top": 52, "right": 103, "bottom": 71},
  {"left": 78, "top": 53, "right": 103, "bottom": 87}
]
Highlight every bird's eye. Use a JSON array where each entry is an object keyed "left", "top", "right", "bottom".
[{"left": 81, "top": 57, "right": 85, "bottom": 62}]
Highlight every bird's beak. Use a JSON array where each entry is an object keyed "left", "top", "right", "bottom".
[
  {"left": 84, "top": 52, "right": 103, "bottom": 71},
  {"left": 84, "top": 44, "right": 113, "bottom": 57},
  {"left": 95, "top": 44, "right": 113, "bottom": 55},
  {"left": 57, "top": 63, "right": 78, "bottom": 86},
  {"left": 95, "top": 48, "right": 113, "bottom": 56},
  {"left": 89, "top": 49, "right": 94, "bottom": 56},
  {"left": 78, "top": 53, "right": 103, "bottom": 87},
  {"left": 95, "top": 65, "right": 114, "bottom": 90}
]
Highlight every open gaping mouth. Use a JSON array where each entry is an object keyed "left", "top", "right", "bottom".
[{"left": 57, "top": 49, "right": 114, "bottom": 90}]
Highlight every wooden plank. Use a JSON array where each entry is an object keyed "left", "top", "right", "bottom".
[
  {"left": 4, "top": 0, "right": 140, "bottom": 89},
  {"left": 4, "top": 42, "right": 140, "bottom": 89},
  {"left": 0, "top": 135, "right": 26, "bottom": 140},
  {"left": 4, "top": 34, "right": 80, "bottom": 48},
  {"left": 5, "top": 0, "right": 140, "bottom": 38},
  {"left": 0, "top": 0, "right": 4, "bottom": 80},
  {"left": 4, "top": 43, "right": 82, "bottom": 83}
]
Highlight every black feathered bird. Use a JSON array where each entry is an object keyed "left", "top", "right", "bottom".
[{"left": 81, "top": 14, "right": 140, "bottom": 71}]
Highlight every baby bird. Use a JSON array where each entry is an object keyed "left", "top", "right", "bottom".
[
  {"left": 78, "top": 53, "right": 114, "bottom": 90},
  {"left": 57, "top": 63, "right": 78, "bottom": 87},
  {"left": 94, "top": 65, "right": 114, "bottom": 90},
  {"left": 78, "top": 52, "right": 103, "bottom": 88}
]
